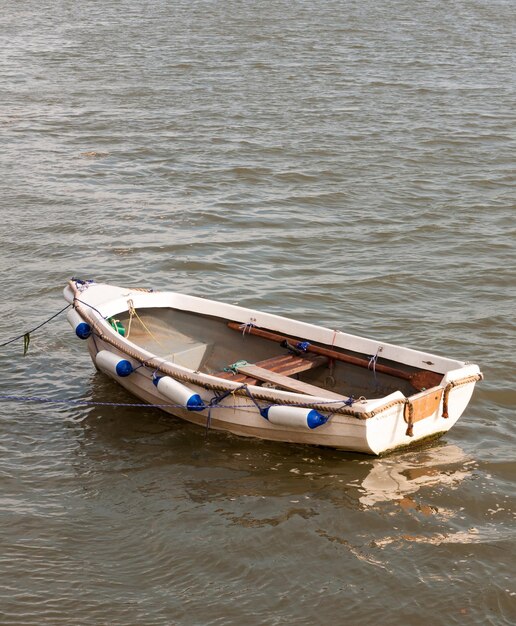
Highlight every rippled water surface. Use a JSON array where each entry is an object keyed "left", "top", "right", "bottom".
[{"left": 1, "top": 1, "right": 515, "bottom": 624}]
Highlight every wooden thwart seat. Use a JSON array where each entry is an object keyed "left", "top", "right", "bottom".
[
  {"left": 234, "top": 363, "right": 347, "bottom": 400},
  {"left": 254, "top": 353, "right": 327, "bottom": 375},
  {"left": 215, "top": 352, "right": 347, "bottom": 400},
  {"left": 216, "top": 353, "right": 327, "bottom": 384}
]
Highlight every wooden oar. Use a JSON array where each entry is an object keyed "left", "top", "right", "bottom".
[{"left": 227, "top": 322, "right": 442, "bottom": 392}]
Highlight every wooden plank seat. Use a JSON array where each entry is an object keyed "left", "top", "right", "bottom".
[
  {"left": 214, "top": 352, "right": 348, "bottom": 400},
  {"left": 216, "top": 353, "right": 327, "bottom": 384},
  {"left": 253, "top": 353, "right": 328, "bottom": 375},
  {"left": 234, "top": 363, "right": 347, "bottom": 400}
]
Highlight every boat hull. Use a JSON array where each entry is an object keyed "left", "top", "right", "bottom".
[
  {"left": 67, "top": 281, "right": 482, "bottom": 456},
  {"left": 86, "top": 337, "right": 477, "bottom": 456}
]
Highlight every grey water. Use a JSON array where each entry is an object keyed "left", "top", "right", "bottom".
[{"left": 0, "top": 1, "right": 515, "bottom": 624}]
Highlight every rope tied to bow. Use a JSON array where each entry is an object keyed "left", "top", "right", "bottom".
[{"left": 0, "top": 304, "right": 71, "bottom": 355}]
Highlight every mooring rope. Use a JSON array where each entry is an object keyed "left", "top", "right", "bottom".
[
  {"left": 0, "top": 393, "right": 348, "bottom": 411},
  {"left": 0, "top": 394, "right": 187, "bottom": 408},
  {"left": 0, "top": 304, "right": 71, "bottom": 353}
]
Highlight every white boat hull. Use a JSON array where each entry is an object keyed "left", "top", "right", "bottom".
[{"left": 66, "top": 280, "right": 482, "bottom": 455}]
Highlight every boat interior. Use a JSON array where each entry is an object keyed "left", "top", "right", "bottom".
[{"left": 112, "top": 306, "right": 442, "bottom": 400}]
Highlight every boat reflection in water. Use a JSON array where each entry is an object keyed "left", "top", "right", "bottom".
[{"left": 357, "top": 443, "right": 475, "bottom": 508}]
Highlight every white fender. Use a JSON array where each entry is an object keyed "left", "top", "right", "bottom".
[
  {"left": 261, "top": 405, "right": 328, "bottom": 429},
  {"left": 67, "top": 308, "right": 91, "bottom": 339},
  {"left": 153, "top": 375, "right": 204, "bottom": 412},
  {"left": 96, "top": 350, "right": 135, "bottom": 377}
]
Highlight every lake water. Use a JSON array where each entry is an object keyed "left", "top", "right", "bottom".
[{"left": 0, "top": 1, "right": 515, "bottom": 624}]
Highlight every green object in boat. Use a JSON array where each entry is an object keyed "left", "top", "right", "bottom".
[{"left": 108, "top": 317, "right": 125, "bottom": 336}]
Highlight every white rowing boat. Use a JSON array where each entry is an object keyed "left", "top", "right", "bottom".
[{"left": 64, "top": 279, "right": 482, "bottom": 455}]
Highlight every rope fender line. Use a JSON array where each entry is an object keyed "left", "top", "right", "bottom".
[
  {"left": 403, "top": 400, "right": 415, "bottom": 437},
  {"left": 441, "top": 373, "right": 483, "bottom": 418},
  {"left": 68, "top": 281, "right": 483, "bottom": 422},
  {"left": 0, "top": 374, "right": 484, "bottom": 415},
  {"left": 442, "top": 382, "right": 455, "bottom": 419}
]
